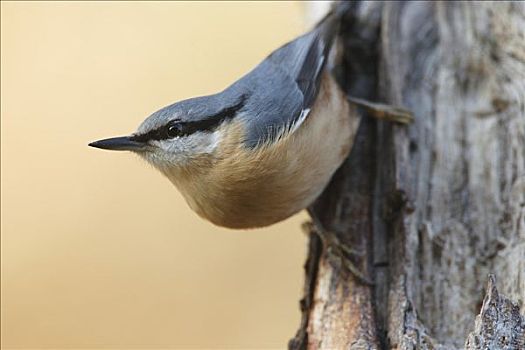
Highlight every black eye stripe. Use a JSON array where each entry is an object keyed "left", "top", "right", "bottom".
[{"left": 131, "top": 94, "right": 247, "bottom": 143}]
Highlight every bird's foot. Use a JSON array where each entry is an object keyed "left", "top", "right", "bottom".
[
  {"left": 347, "top": 96, "right": 414, "bottom": 124},
  {"left": 302, "top": 221, "right": 373, "bottom": 286}
]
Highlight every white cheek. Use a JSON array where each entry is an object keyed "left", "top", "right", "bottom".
[
  {"left": 195, "top": 130, "right": 220, "bottom": 154},
  {"left": 145, "top": 130, "right": 221, "bottom": 167},
  {"left": 181, "top": 130, "right": 221, "bottom": 156}
]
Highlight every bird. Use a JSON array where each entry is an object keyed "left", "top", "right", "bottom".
[{"left": 89, "top": 2, "right": 411, "bottom": 230}]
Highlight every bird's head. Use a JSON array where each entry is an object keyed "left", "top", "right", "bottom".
[{"left": 89, "top": 92, "right": 247, "bottom": 177}]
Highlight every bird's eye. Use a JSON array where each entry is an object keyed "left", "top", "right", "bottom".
[{"left": 166, "top": 122, "right": 184, "bottom": 138}]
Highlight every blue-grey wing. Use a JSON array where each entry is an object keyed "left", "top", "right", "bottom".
[{"left": 235, "top": 14, "right": 340, "bottom": 148}]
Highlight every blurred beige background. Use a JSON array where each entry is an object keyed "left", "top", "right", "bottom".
[{"left": 1, "top": 2, "right": 311, "bottom": 348}]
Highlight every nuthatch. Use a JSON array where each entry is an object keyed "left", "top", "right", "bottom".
[{"left": 90, "top": 4, "right": 411, "bottom": 229}]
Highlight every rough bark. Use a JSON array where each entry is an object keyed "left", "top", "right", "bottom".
[{"left": 290, "top": 2, "right": 525, "bottom": 350}]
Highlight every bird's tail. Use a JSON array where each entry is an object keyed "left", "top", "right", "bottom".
[{"left": 314, "top": 1, "right": 353, "bottom": 43}]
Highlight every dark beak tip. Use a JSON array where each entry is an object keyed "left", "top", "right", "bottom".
[{"left": 88, "top": 141, "right": 101, "bottom": 148}]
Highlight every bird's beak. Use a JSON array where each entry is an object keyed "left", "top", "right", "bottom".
[{"left": 88, "top": 136, "right": 147, "bottom": 151}]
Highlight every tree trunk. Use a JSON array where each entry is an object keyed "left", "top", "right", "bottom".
[{"left": 290, "top": 2, "right": 525, "bottom": 349}]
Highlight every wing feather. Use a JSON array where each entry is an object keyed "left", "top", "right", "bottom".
[{"left": 238, "top": 11, "right": 342, "bottom": 147}]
